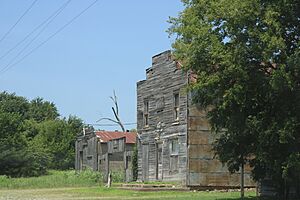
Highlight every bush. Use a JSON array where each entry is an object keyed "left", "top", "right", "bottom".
[
  {"left": 132, "top": 144, "right": 138, "bottom": 181},
  {"left": 111, "top": 171, "right": 125, "bottom": 183}
]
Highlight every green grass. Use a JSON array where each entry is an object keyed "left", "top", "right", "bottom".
[
  {"left": 0, "top": 171, "right": 270, "bottom": 200},
  {"left": 0, "top": 187, "right": 261, "bottom": 200},
  {"left": 68, "top": 187, "right": 259, "bottom": 200},
  {"left": 0, "top": 170, "right": 103, "bottom": 189}
]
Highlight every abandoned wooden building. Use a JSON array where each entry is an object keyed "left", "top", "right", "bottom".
[
  {"left": 75, "top": 129, "right": 136, "bottom": 182},
  {"left": 136, "top": 50, "right": 255, "bottom": 188}
]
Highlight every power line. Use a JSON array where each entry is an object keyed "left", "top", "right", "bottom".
[
  {"left": 0, "top": 0, "right": 72, "bottom": 62},
  {"left": 0, "top": 0, "right": 72, "bottom": 73},
  {"left": 88, "top": 123, "right": 137, "bottom": 127},
  {"left": 0, "top": 0, "right": 38, "bottom": 45},
  {"left": 0, "top": 0, "right": 99, "bottom": 76}
]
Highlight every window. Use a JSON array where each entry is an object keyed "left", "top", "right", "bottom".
[
  {"left": 174, "top": 93, "right": 179, "bottom": 121},
  {"left": 79, "top": 151, "right": 83, "bottom": 169},
  {"left": 170, "top": 139, "right": 179, "bottom": 155},
  {"left": 113, "top": 140, "right": 118, "bottom": 150},
  {"left": 170, "top": 155, "right": 179, "bottom": 173},
  {"left": 144, "top": 100, "right": 149, "bottom": 127},
  {"left": 169, "top": 139, "right": 179, "bottom": 173},
  {"left": 126, "top": 156, "right": 131, "bottom": 169},
  {"left": 157, "top": 143, "right": 162, "bottom": 165},
  {"left": 87, "top": 155, "right": 93, "bottom": 160}
]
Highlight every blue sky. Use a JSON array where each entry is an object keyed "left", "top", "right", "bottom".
[{"left": 0, "top": 0, "right": 183, "bottom": 130}]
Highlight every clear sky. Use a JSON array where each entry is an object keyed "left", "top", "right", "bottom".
[{"left": 0, "top": 0, "right": 183, "bottom": 130}]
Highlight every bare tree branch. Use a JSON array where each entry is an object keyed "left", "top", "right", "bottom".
[
  {"left": 97, "top": 117, "right": 119, "bottom": 124},
  {"left": 110, "top": 90, "right": 119, "bottom": 116},
  {"left": 98, "top": 91, "right": 126, "bottom": 132},
  {"left": 112, "top": 107, "right": 125, "bottom": 132}
]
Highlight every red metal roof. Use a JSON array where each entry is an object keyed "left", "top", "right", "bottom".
[{"left": 95, "top": 131, "right": 136, "bottom": 144}]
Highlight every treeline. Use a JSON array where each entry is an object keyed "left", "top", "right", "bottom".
[{"left": 0, "top": 92, "right": 83, "bottom": 177}]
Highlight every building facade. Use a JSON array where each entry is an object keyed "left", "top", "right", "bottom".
[
  {"left": 137, "top": 50, "right": 255, "bottom": 188},
  {"left": 75, "top": 130, "right": 136, "bottom": 182}
]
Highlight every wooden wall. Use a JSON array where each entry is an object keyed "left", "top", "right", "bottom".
[
  {"left": 137, "top": 50, "right": 188, "bottom": 183},
  {"left": 187, "top": 103, "right": 255, "bottom": 187},
  {"left": 75, "top": 132, "right": 98, "bottom": 171},
  {"left": 137, "top": 50, "right": 256, "bottom": 188}
]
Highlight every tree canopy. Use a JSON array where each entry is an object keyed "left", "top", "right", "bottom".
[
  {"left": 0, "top": 92, "right": 83, "bottom": 177},
  {"left": 169, "top": 0, "right": 300, "bottom": 198}
]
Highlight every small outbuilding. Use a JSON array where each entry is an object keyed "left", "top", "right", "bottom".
[{"left": 75, "top": 129, "right": 136, "bottom": 182}]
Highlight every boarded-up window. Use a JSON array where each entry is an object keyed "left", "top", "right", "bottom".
[
  {"left": 144, "top": 100, "right": 149, "bottom": 127},
  {"left": 79, "top": 151, "right": 83, "bottom": 169},
  {"left": 170, "top": 155, "right": 179, "bottom": 173},
  {"left": 169, "top": 139, "right": 179, "bottom": 173},
  {"left": 170, "top": 139, "right": 179, "bottom": 155},
  {"left": 174, "top": 93, "right": 179, "bottom": 121},
  {"left": 113, "top": 140, "right": 118, "bottom": 150},
  {"left": 157, "top": 143, "right": 162, "bottom": 165},
  {"left": 125, "top": 156, "right": 131, "bottom": 169}
]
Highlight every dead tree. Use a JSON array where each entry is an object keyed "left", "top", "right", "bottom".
[{"left": 97, "top": 90, "right": 125, "bottom": 132}]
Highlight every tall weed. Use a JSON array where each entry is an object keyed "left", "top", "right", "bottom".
[{"left": 0, "top": 170, "right": 103, "bottom": 189}]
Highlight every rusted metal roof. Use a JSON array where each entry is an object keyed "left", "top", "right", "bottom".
[{"left": 95, "top": 131, "right": 136, "bottom": 144}]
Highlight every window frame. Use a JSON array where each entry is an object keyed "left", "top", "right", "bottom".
[
  {"left": 169, "top": 139, "right": 179, "bottom": 173},
  {"left": 144, "top": 100, "right": 149, "bottom": 127},
  {"left": 169, "top": 138, "right": 179, "bottom": 155},
  {"left": 173, "top": 92, "right": 180, "bottom": 121}
]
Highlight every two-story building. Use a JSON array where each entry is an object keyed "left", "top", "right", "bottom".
[{"left": 136, "top": 50, "right": 255, "bottom": 188}]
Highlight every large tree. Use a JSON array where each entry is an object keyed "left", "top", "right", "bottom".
[
  {"left": 0, "top": 93, "right": 50, "bottom": 177},
  {"left": 35, "top": 116, "right": 83, "bottom": 170},
  {"left": 28, "top": 97, "right": 59, "bottom": 122},
  {"left": 0, "top": 92, "right": 83, "bottom": 176},
  {"left": 169, "top": 0, "right": 300, "bottom": 199}
]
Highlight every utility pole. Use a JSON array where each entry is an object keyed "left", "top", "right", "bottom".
[{"left": 241, "top": 161, "right": 245, "bottom": 199}]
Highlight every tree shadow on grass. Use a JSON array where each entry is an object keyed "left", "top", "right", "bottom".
[{"left": 217, "top": 197, "right": 272, "bottom": 200}]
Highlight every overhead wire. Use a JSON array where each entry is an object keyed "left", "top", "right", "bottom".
[
  {"left": 0, "top": 0, "right": 99, "bottom": 76},
  {"left": 0, "top": 0, "right": 72, "bottom": 62},
  {"left": 0, "top": 0, "right": 38, "bottom": 45},
  {"left": 88, "top": 123, "right": 137, "bottom": 127},
  {"left": 0, "top": 0, "right": 72, "bottom": 74}
]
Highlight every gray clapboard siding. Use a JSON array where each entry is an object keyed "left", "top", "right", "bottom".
[
  {"left": 137, "top": 50, "right": 255, "bottom": 188},
  {"left": 137, "top": 50, "right": 188, "bottom": 182},
  {"left": 75, "top": 131, "right": 136, "bottom": 183}
]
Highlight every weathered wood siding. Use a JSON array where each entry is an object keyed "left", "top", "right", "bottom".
[
  {"left": 137, "top": 50, "right": 188, "bottom": 183},
  {"left": 75, "top": 133, "right": 98, "bottom": 171},
  {"left": 187, "top": 103, "right": 255, "bottom": 187},
  {"left": 108, "top": 137, "right": 126, "bottom": 154},
  {"left": 137, "top": 50, "right": 256, "bottom": 188}
]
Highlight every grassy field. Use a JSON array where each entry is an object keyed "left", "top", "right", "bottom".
[
  {"left": 0, "top": 187, "right": 259, "bottom": 200},
  {"left": 0, "top": 170, "right": 263, "bottom": 200},
  {"left": 0, "top": 170, "right": 104, "bottom": 189}
]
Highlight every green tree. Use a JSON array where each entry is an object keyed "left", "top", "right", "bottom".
[
  {"left": 28, "top": 97, "right": 59, "bottom": 122},
  {"left": 0, "top": 92, "right": 52, "bottom": 177},
  {"left": 0, "top": 112, "right": 27, "bottom": 177},
  {"left": 169, "top": 0, "right": 300, "bottom": 199},
  {"left": 0, "top": 92, "right": 29, "bottom": 120},
  {"left": 0, "top": 92, "right": 83, "bottom": 176},
  {"left": 36, "top": 116, "right": 83, "bottom": 170}
]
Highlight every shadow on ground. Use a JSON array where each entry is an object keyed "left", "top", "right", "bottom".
[{"left": 218, "top": 197, "right": 272, "bottom": 200}]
